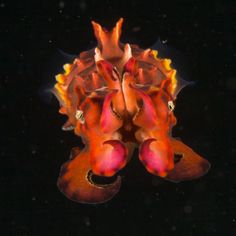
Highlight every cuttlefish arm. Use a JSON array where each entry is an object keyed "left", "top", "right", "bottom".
[
  {"left": 165, "top": 139, "right": 210, "bottom": 183},
  {"left": 57, "top": 147, "right": 121, "bottom": 204}
]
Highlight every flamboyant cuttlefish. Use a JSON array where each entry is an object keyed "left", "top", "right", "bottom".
[{"left": 53, "top": 18, "right": 210, "bottom": 204}]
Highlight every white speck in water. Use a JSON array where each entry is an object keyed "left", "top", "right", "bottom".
[
  {"left": 79, "top": 1, "right": 87, "bottom": 11},
  {"left": 84, "top": 217, "right": 90, "bottom": 226},
  {"left": 58, "top": 1, "right": 65, "bottom": 8},
  {"left": 184, "top": 205, "right": 192, "bottom": 214},
  {"left": 132, "top": 26, "right": 141, "bottom": 32}
]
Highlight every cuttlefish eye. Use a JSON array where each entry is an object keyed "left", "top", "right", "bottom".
[
  {"left": 168, "top": 100, "right": 175, "bottom": 112},
  {"left": 75, "top": 110, "right": 85, "bottom": 124}
]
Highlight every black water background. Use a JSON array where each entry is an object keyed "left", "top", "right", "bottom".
[{"left": 1, "top": 0, "right": 236, "bottom": 235}]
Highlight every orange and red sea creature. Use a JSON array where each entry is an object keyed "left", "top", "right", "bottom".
[{"left": 53, "top": 18, "right": 210, "bottom": 204}]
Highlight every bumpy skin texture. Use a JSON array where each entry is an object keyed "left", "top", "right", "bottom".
[{"left": 53, "top": 18, "right": 210, "bottom": 204}]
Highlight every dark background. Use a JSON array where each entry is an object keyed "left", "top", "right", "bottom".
[{"left": 1, "top": 0, "right": 236, "bottom": 235}]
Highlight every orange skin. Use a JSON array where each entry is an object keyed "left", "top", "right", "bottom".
[{"left": 53, "top": 18, "right": 210, "bottom": 204}]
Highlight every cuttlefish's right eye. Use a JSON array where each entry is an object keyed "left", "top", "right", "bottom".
[{"left": 168, "top": 100, "right": 175, "bottom": 112}]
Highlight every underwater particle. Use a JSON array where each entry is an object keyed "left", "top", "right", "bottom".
[
  {"left": 132, "top": 26, "right": 141, "bottom": 32},
  {"left": 79, "top": 0, "right": 87, "bottom": 11},
  {"left": 144, "top": 195, "right": 153, "bottom": 206},
  {"left": 58, "top": 1, "right": 65, "bottom": 8},
  {"left": 184, "top": 205, "right": 192, "bottom": 214},
  {"left": 84, "top": 217, "right": 90, "bottom": 226},
  {"left": 32, "top": 149, "right": 37, "bottom": 155},
  {"left": 226, "top": 77, "right": 236, "bottom": 90},
  {"left": 53, "top": 18, "right": 210, "bottom": 204},
  {"left": 171, "top": 225, "right": 176, "bottom": 231},
  {"left": 30, "top": 144, "right": 38, "bottom": 155}
]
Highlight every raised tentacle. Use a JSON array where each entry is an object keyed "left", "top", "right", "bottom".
[{"left": 91, "top": 18, "right": 124, "bottom": 59}]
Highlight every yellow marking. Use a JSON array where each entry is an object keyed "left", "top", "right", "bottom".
[
  {"left": 148, "top": 86, "right": 160, "bottom": 93},
  {"left": 54, "top": 84, "right": 67, "bottom": 102},
  {"left": 171, "top": 69, "right": 177, "bottom": 95},
  {"left": 163, "top": 59, "right": 172, "bottom": 71},
  {"left": 55, "top": 74, "right": 65, "bottom": 84},
  {"left": 54, "top": 83, "right": 64, "bottom": 94},
  {"left": 63, "top": 63, "right": 72, "bottom": 75},
  {"left": 152, "top": 50, "right": 158, "bottom": 59}
]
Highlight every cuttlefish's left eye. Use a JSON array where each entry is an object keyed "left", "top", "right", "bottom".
[
  {"left": 75, "top": 110, "right": 85, "bottom": 124},
  {"left": 168, "top": 101, "right": 175, "bottom": 112}
]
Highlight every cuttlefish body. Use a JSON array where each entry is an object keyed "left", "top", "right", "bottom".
[{"left": 53, "top": 18, "right": 210, "bottom": 204}]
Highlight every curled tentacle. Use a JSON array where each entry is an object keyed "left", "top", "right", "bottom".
[
  {"left": 165, "top": 139, "right": 210, "bottom": 182},
  {"left": 57, "top": 148, "right": 121, "bottom": 204},
  {"left": 91, "top": 18, "right": 124, "bottom": 59}
]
